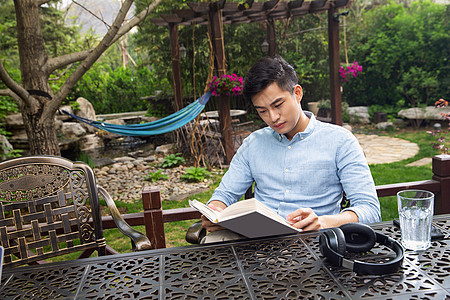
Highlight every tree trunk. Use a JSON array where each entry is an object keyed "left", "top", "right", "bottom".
[
  {"left": 14, "top": 0, "right": 60, "bottom": 155},
  {"left": 22, "top": 105, "right": 60, "bottom": 155}
]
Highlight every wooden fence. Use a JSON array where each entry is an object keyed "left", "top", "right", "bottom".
[{"left": 101, "top": 155, "right": 450, "bottom": 249}]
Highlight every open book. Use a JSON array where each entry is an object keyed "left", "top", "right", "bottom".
[{"left": 189, "top": 198, "right": 301, "bottom": 239}]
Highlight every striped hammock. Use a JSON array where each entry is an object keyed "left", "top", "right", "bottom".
[{"left": 62, "top": 91, "right": 211, "bottom": 136}]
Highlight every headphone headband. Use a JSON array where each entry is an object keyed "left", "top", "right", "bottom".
[{"left": 319, "top": 223, "right": 404, "bottom": 275}]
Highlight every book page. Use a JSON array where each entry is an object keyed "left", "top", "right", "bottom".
[{"left": 189, "top": 199, "right": 219, "bottom": 223}]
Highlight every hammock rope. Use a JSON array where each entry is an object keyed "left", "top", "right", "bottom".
[{"left": 62, "top": 91, "right": 212, "bottom": 136}]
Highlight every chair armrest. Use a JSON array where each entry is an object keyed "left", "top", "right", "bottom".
[
  {"left": 98, "top": 185, "right": 152, "bottom": 251},
  {"left": 185, "top": 220, "right": 206, "bottom": 244}
]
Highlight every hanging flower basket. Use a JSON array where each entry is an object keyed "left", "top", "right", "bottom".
[
  {"left": 339, "top": 61, "right": 363, "bottom": 83},
  {"left": 209, "top": 74, "right": 243, "bottom": 97}
]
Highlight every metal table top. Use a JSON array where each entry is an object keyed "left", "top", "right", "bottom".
[{"left": 2, "top": 215, "right": 450, "bottom": 299}]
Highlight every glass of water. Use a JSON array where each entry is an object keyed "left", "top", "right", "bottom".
[{"left": 397, "top": 190, "right": 434, "bottom": 251}]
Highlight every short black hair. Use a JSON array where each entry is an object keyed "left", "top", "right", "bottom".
[{"left": 243, "top": 56, "right": 298, "bottom": 103}]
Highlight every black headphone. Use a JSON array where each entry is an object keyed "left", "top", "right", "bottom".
[{"left": 319, "top": 223, "right": 404, "bottom": 275}]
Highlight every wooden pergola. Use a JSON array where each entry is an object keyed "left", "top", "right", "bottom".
[{"left": 152, "top": 0, "right": 352, "bottom": 164}]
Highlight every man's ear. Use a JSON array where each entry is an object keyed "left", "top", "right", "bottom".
[{"left": 294, "top": 85, "right": 303, "bottom": 103}]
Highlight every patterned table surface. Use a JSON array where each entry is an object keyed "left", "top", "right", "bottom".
[{"left": 2, "top": 215, "right": 450, "bottom": 299}]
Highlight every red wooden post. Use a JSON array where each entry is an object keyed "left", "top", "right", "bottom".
[
  {"left": 209, "top": 2, "right": 234, "bottom": 164},
  {"left": 142, "top": 186, "right": 166, "bottom": 249},
  {"left": 328, "top": 4, "right": 342, "bottom": 126},
  {"left": 432, "top": 155, "right": 450, "bottom": 215},
  {"left": 267, "top": 17, "right": 276, "bottom": 57},
  {"left": 169, "top": 23, "right": 183, "bottom": 111}
]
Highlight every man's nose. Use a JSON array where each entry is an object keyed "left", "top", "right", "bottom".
[{"left": 268, "top": 110, "right": 279, "bottom": 123}]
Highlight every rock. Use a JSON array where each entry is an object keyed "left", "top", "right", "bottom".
[
  {"left": 76, "top": 97, "right": 97, "bottom": 133},
  {"left": 61, "top": 122, "right": 87, "bottom": 138},
  {"left": 114, "top": 156, "right": 135, "bottom": 162},
  {"left": 58, "top": 105, "right": 73, "bottom": 121},
  {"left": 376, "top": 122, "right": 395, "bottom": 131},
  {"left": 347, "top": 106, "right": 370, "bottom": 124},
  {"left": 144, "top": 155, "right": 156, "bottom": 162},
  {"left": 342, "top": 124, "right": 353, "bottom": 132},
  {"left": 155, "top": 144, "right": 175, "bottom": 155},
  {"left": 398, "top": 106, "right": 450, "bottom": 120},
  {"left": 4, "top": 113, "right": 24, "bottom": 129},
  {"left": 80, "top": 134, "right": 103, "bottom": 151},
  {"left": 0, "top": 135, "right": 13, "bottom": 160}
]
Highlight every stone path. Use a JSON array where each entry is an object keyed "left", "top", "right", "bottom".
[{"left": 354, "top": 134, "right": 421, "bottom": 165}]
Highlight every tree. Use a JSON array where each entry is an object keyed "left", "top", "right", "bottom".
[{"left": 0, "top": 0, "right": 162, "bottom": 155}]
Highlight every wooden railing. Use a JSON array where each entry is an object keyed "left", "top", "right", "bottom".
[{"left": 101, "top": 155, "right": 450, "bottom": 249}]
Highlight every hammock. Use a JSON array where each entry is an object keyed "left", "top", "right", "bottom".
[{"left": 62, "top": 91, "right": 212, "bottom": 136}]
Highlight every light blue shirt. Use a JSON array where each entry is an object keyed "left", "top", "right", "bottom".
[{"left": 209, "top": 112, "right": 381, "bottom": 224}]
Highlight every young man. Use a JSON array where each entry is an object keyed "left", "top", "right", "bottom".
[{"left": 201, "top": 56, "right": 380, "bottom": 241}]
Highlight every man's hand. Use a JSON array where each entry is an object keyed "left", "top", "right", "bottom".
[
  {"left": 286, "top": 208, "right": 359, "bottom": 231},
  {"left": 201, "top": 200, "right": 227, "bottom": 232},
  {"left": 286, "top": 208, "right": 322, "bottom": 231}
]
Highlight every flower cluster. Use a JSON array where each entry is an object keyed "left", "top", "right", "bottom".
[
  {"left": 339, "top": 61, "right": 363, "bottom": 82},
  {"left": 427, "top": 98, "right": 449, "bottom": 154},
  {"left": 209, "top": 74, "right": 243, "bottom": 97}
]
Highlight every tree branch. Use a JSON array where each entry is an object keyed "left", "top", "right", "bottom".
[
  {"left": 0, "top": 59, "right": 33, "bottom": 106},
  {"left": 51, "top": 0, "right": 135, "bottom": 111},
  {"left": 108, "top": 0, "right": 163, "bottom": 46},
  {"left": 37, "top": 0, "right": 52, "bottom": 6},
  {"left": 45, "top": 49, "right": 92, "bottom": 74},
  {"left": 0, "top": 89, "right": 22, "bottom": 103}
]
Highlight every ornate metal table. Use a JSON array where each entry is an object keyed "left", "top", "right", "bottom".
[{"left": 1, "top": 215, "right": 450, "bottom": 299}]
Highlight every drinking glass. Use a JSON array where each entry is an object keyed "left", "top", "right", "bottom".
[{"left": 397, "top": 190, "right": 434, "bottom": 251}]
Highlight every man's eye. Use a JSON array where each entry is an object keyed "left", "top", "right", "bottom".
[
  {"left": 275, "top": 102, "right": 283, "bottom": 108},
  {"left": 258, "top": 110, "right": 266, "bottom": 114}
]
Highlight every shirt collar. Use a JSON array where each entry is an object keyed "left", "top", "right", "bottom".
[{"left": 271, "top": 111, "right": 317, "bottom": 142}]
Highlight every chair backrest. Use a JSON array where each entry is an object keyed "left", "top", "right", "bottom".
[{"left": 0, "top": 155, "right": 105, "bottom": 268}]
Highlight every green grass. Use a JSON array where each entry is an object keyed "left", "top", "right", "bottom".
[{"left": 48, "top": 127, "right": 441, "bottom": 262}]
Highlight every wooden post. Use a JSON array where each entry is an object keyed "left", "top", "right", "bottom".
[
  {"left": 209, "top": 2, "right": 234, "bottom": 164},
  {"left": 142, "top": 186, "right": 166, "bottom": 249},
  {"left": 267, "top": 17, "right": 276, "bottom": 57},
  {"left": 432, "top": 155, "right": 450, "bottom": 215},
  {"left": 328, "top": 4, "right": 342, "bottom": 126},
  {"left": 169, "top": 23, "right": 183, "bottom": 111}
]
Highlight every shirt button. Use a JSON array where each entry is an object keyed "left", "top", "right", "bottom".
[
  {"left": 300, "top": 137, "right": 304, "bottom": 140},
  {"left": 286, "top": 189, "right": 290, "bottom": 193},
  {"left": 285, "top": 169, "right": 289, "bottom": 172},
  {"left": 288, "top": 146, "right": 291, "bottom": 149}
]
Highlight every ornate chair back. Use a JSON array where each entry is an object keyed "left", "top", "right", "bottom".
[{"left": 0, "top": 155, "right": 106, "bottom": 268}]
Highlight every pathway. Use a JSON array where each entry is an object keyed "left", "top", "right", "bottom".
[{"left": 354, "top": 134, "right": 425, "bottom": 165}]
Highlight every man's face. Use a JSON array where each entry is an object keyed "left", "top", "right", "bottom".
[{"left": 252, "top": 82, "right": 304, "bottom": 140}]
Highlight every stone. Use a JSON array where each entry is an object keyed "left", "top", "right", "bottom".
[
  {"left": 4, "top": 113, "right": 24, "bottom": 129},
  {"left": 143, "top": 155, "right": 156, "bottom": 162},
  {"left": 76, "top": 97, "right": 97, "bottom": 133},
  {"left": 398, "top": 106, "right": 450, "bottom": 120},
  {"left": 375, "top": 122, "right": 394, "bottom": 131},
  {"left": 347, "top": 106, "right": 370, "bottom": 124},
  {"left": 0, "top": 135, "right": 13, "bottom": 160},
  {"left": 80, "top": 134, "right": 103, "bottom": 151},
  {"left": 406, "top": 157, "right": 432, "bottom": 167},
  {"left": 58, "top": 105, "right": 73, "bottom": 121},
  {"left": 155, "top": 144, "right": 175, "bottom": 154},
  {"left": 114, "top": 156, "right": 135, "bottom": 162},
  {"left": 342, "top": 124, "right": 353, "bottom": 132},
  {"left": 61, "top": 122, "right": 87, "bottom": 138}
]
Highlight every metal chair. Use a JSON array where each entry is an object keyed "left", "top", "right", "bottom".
[{"left": 0, "top": 155, "right": 151, "bottom": 268}]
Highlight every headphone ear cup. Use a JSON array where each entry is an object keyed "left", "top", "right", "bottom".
[
  {"left": 326, "top": 227, "right": 346, "bottom": 255},
  {"left": 339, "top": 223, "right": 376, "bottom": 253}
]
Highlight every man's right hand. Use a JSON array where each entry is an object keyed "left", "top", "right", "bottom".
[{"left": 201, "top": 201, "right": 227, "bottom": 232}]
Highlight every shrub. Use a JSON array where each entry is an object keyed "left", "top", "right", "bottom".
[
  {"left": 144, "top": 170, "right": 169, "bottom": 182},
  {"left": 161, "top": 153, "right": 185, "bottom": 168},
  {"left": 181, "top": 167, "right": 210, "bottom": 183}
]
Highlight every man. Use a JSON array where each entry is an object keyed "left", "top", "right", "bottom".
[{"left": 201, "top": 56, "right": 380, "bottom": 242}]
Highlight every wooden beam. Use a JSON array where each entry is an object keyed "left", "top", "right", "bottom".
[
  {"left": 327, "top": 4, "right": 342, "bottom": 125},
  {"left": 169, "top": 23, "right": 183, "bottom": 111},
  {"left": 267, "top": 17, "right": 277, "bottom": 56},
  {"left": 209, "top": 2, "right": 234, "bottom": 164}
]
